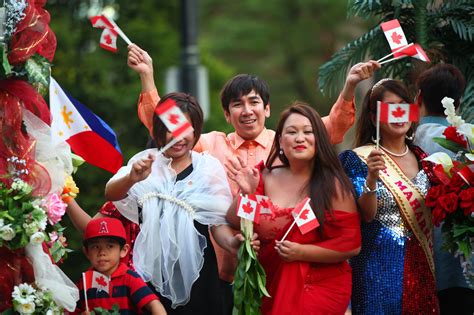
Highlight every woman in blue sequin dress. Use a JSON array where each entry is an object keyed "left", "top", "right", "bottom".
[{"left": 339, "top": 79, "right": 439, "bottom": 314}]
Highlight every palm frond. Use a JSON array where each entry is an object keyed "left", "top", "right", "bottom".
[
  {"left": 318, "top": 26, "right": 387, "bottom": 97},
  {"left": 429, "top": 1, "right": 474, "bottom": 42},
  {"left": 445, "top": 18, "right": 474, "bottom": 41},
  {"left": 348, "top": 0, "right": 414, "bottom": 18}
]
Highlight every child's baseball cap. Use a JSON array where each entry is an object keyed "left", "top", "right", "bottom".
[{"left": 83, "top": 217, "right": 126, "bottom": 246}]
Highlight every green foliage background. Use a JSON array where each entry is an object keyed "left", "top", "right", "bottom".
[{"left": 46, "top": 0, "right": 365, "bottom": 281}]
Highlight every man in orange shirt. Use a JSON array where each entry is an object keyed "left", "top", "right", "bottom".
[{"left": 127, "top": 43, "right": 379, "bottom": 310}]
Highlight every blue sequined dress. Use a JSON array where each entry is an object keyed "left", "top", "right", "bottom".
[{"left": 340, "top": 149, "right": 439, "bottom": 314}]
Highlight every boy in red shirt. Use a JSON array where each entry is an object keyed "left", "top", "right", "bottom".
[{"left": 75, "top": 217, "right": 166, "bottom": 314}]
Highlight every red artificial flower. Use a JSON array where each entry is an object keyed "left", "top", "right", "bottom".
[
  {"left": 425, "top": 185, "right": 446, "bottom": 207},
  {"left": 459, "top": 187, "right": 474, "bottom": 216},
  {"left": 432, "top": 205, "right": 446, "bottom": 227},
  {"left": 443, "top": 126, "right": 468, "bottom": 148},
  {"left": 438, "top": 192, "right": 459, "bottom": 214},
  {"left": 447, "top": 172, "right": 468, "bottom": 193}
]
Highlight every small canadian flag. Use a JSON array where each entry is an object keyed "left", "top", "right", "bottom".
[
  {"left": 381, "top": 19, "right": 408, "bottom": 57},
  {"left": 83, "top": 270, "right": 111, "bottom": 295},
  {"left": 99, "top": 28, "right": 118, "bottom": 53},
  {"left": 90, "top": 15, "right": 115, "bottom": 30},
  {"left": 397, "top": 43, "right": 430, "bottom": 63},
  {"left": 378, "top": 101, "right": 419, "bottom": 123},
  {"left": 255, "top": 195, "right": 273, "bottom": 216},
  {"left": 236, "top": 194, "right": 261, "bottom": 223},
  {"left": 292, "top": 197, "right": 319, "bottom": 235},
  {"left": 154, "top": 98, "right": 194, "bottom": 139}
]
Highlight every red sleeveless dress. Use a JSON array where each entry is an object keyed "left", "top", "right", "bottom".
[{"left": 254, "top": 168, "right": 361, "bottom": 315}]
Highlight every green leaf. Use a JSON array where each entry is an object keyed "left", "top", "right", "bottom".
[
  {"left": 245, "top": 239, "right": 256, "bottom": 260},
  {"left": 0, "top": 45, "right": 12, "bottom": 78},
  {"left": 432, "top": 137, "right": 467, "bottom": 153},
  {"left": 452, "top": 225, "right": 474, "bottom": 238},
  {"left": 25, "top": 54, "right": 51, "bottom": 96},
  {"left": 257, "top": 270, "right": 271, "bottom": 297}
]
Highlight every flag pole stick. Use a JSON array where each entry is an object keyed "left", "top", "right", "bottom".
[
  {"left": 159, "top": 130, "right": 193, "bottom": 154},
  {"left": 379, "top": 55, "right": 407, "bottom": 65},
  {"left": 376, "top": 101, "right": 380, "bottom": 151},
  {"left": 82, "top": 272, "right": 89, "bottom": 313},
  {"left": 280, "top": 220, "right": 297, "bottom": 242},
  {"left": 108, "top": 19, "right": 132, "bottom": 45},
  {"left": 377, "top": 43, "right": 414, "bottom": 63}
]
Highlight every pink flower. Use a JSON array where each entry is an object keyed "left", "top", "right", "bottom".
[{"left": 44, "top": 193, "right": 66, "bottom": 225}]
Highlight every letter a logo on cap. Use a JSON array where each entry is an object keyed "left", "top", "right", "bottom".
[{"left": 99, "top": 221, "right": 109, "bottom": 234}]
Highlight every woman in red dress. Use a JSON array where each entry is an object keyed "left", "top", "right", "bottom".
[{"left": 226, "top": 103, "right": 361, "bottom": 314}]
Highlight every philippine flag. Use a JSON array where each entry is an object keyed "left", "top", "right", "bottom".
[{"left": 49, "top": 77, "right": 123, "bottom": 173}]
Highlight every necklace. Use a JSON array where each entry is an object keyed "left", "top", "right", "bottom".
[{"left": 379, "top": 144, "right": 409, "bottom": 157}]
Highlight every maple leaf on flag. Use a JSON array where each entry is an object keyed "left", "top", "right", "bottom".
[
  {"left": 391, "top": 106, "right": 406, "bottom": 118},
  {"left": 96, "top": 276, "right": 107, "bottom": 287},
  {"left": 259, "top": 198, "right": 270, "bottom": 208},
  {"left": 299, "top": 209, "right": 309, "bottom": 220},
  {"left": 104, "top": 34, "right": 112, "bottom": 45},
  {"left": 391, "top": 31, "right": 403, "bottom": 44},
  {"left": 168, "top": 113, "right": 180, "bottom": 125},
  {"left": 243, "top": 202, "right": 254, "bottom": 214}
]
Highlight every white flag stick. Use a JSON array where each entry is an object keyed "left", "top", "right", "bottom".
[
  {"left": 377, "top": 43, "right": 414, "bottom": 63},
  {"left": 159, "top": 129, "right": 193, "bottom": 154},
  {"left": 82, "top": 272, "right": 89, "bottom": 313},
  {"left": 108, "top": 19, "right": 132, "bottom": 45},
  {"left": 280, "top": 220, "right": 297, "bottom": 242},
  {"left": 379, "top": 55, "right": 407, "bottom": 65},
  {"left": 376, "top": 101, "right": 381, "bottom": 151},
  {"left": 279, "top": 198, "right": 310, "bottom": 242}
]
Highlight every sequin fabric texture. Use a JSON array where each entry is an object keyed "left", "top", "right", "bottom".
[{"left": 340, "top": 150, "right": 439, "bottom": 314}]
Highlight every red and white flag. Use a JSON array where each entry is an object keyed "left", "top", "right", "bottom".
[
  {"left": 90, "top": 15, "right": 115, "bottom": 30},
  {"left": 99, "top": 28, "right": 118, "bottom": 53},
  {"left": 236, "top": 194, "right": 261, "bottom": 223},
  {"left": 83, "top": 270, "right": 111, "bottom": 294},
  {"left": 154, "top": 98, "right": 194, "bottom": 139},
  {"left": 292, "top": 197, "right": 319, "bottom": 235},
  {"left": 255, "top": 195, "right": 273, "bottom": 216},
  {"left": 381, "top": 19, "right": 408, "bottom": 57},
  {"left": 378, "top": 101, "right": 419, "bottom": 123},
  {"left": 396, "top": 43, "right": 430, "bottom": 63}
]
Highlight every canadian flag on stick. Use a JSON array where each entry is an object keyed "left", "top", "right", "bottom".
[
  {"left": 292, "top": 197, "right": 319, "bottom": 235},
  {"left": 154, "top": 98, "right": 194, "bottom": 139},
  {"left": 378, "top": 101, "right": 419, "bottom": 123},
  {"left": 90, "top": 14, "right": 132, "bottom": 52},
  {"left": 381, "top": 19, "right": 408, "bottom": 56},
  {"left": 236, "top": 194, "right": 261, "bottom": 223}
]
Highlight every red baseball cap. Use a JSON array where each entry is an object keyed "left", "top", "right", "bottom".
[{"left": 83, "top": 217, "right": 126, "bottom": 245}]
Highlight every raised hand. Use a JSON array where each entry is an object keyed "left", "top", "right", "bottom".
[
  {"left": 129, "top": 153, "right": 155, "bottom": 183},
  {"left": 366, "top": 149, "right": 385, "bottom": 188},
  {"left": 225, "top": 155, "right": 259, "bottom": 195},
  {"left": 127, "top": 43, "right": 153, "bottom": 75},
  {"left": 341, "top": 60, "right": 381, "bottom": 101}
]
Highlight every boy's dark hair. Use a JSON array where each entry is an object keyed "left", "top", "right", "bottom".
[
  {"left": 416, "top": 64, "right": 466, "bottom": 115},
  {"left": 220, "top": 74, "right": 270, "bottom": 113},
  {"left": 84, "top": 236, "right": 126, "bottom": 249},
  {"left": 152, "top": 92, "right": 203, "bottom": 149}
]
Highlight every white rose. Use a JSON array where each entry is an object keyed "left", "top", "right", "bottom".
[
  {"left": 16, "top": 301, "right": 35, "bottom": 314},
  {"left": 30, "top": 231, "right": 45, "bottom": 245},
  {"left": 1, "top": 224, "right": 16, "bottom": 241}
]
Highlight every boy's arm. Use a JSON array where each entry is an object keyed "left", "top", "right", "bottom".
[
  {"left": 144, "top": 300, "right": 167, "bottom": 315},
  {"left": 128, "top": 44, "right": 161, "bottom": 134},
  {"left": 322, "top": 60, "right": 380, "bottom": 144}
]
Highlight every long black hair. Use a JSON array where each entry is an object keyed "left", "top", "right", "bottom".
[{"left": 266, "top": 102, "right": 354, "bottom": 231}]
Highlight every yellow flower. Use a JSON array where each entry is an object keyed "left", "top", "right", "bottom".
[{"left": 62, "top": 176, "right": 79, "bottom": 202}]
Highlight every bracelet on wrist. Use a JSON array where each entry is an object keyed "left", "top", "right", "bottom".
[{"left": 362, "top": 180, "right": 377, "bottom": 194}]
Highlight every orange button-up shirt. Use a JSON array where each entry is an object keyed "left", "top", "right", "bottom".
[{"left": 137, "top": 88, "right": 355, "bottom": 281}]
